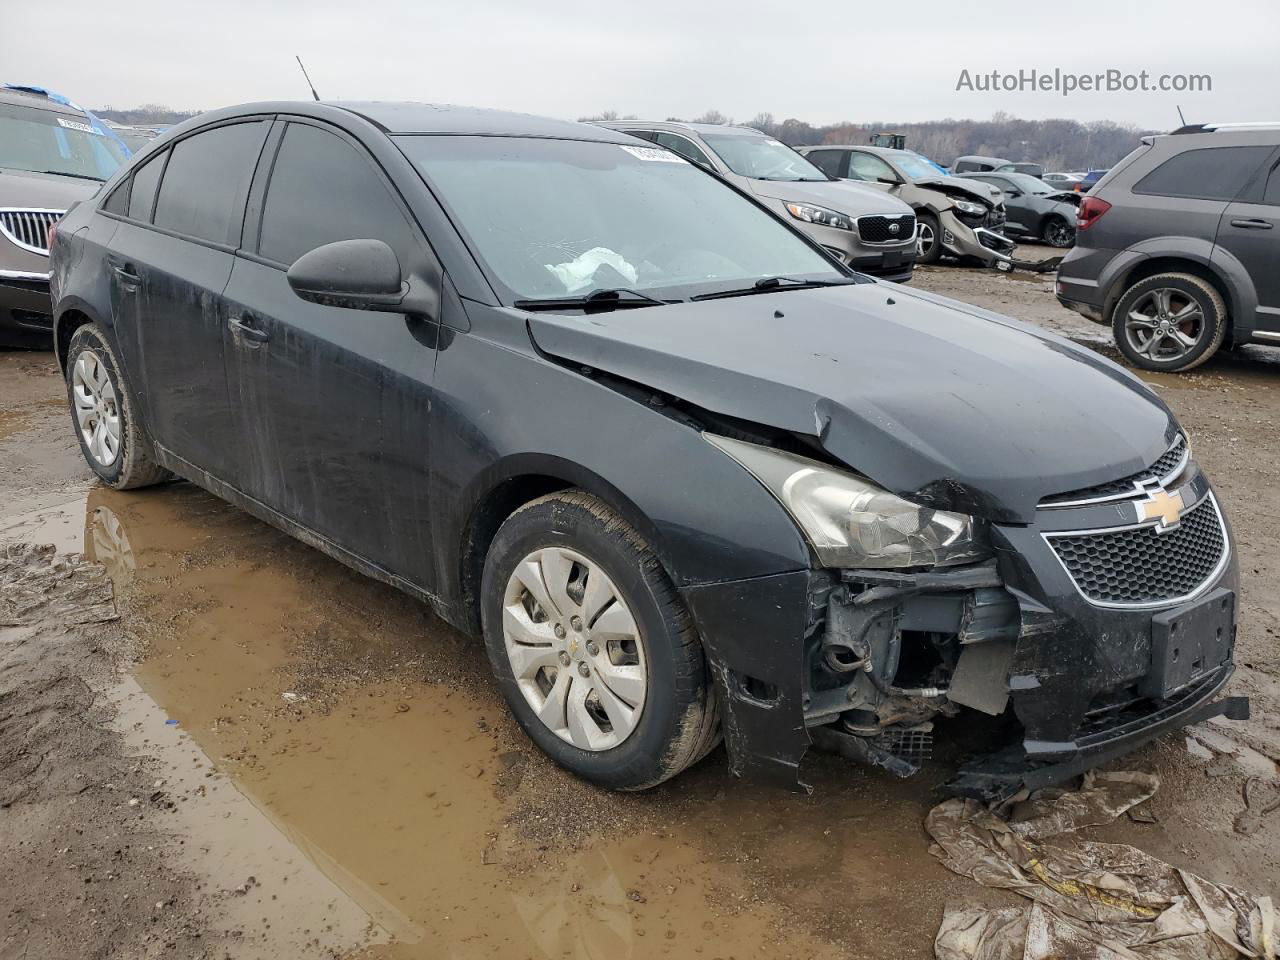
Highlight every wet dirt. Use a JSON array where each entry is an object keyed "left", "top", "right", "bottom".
[{"left": 5, "top": 259, "right": 1280, "bottom": 958}]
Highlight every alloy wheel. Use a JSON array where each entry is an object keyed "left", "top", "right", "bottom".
[
  {"left": 1123, "top": 288, "right": 1205, "bottom": 364},
  {"left": 72, "top": 350, "right": 121, "bottom": 467},
  {"left": 501, "top": 547, "right": 647, "bottom": 751},
  {"left": 917, "top": 221, "right": 936, "bottom": 257},
  {"left": 1044, "top": 219, "right": 1074, "bottom": 248}
]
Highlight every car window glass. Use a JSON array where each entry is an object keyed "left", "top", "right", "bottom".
[
  {"left": 804, "top": 150, "right": 846, "bottom": 178},
  {"left": 625, "top": 130, "right": 660, "bottom": 143},
  {"left": 153, "top": 122, "right": 266, "bottom": 244},
  {"left": 1263, "top": 162, "right": 1280, "bottom": 206},
  {"left": 847, "top": 152, "right": 897, "bottom": 182},
  {"left": 698, "top": 133, "right": 828, "bottom": 181},
  {"left": 653, "top": 132, "right": 712, "bottom": 167},
  {"left": 102, "top": 177, "right": 130, "bottom": 215},
  {"left": 258, "top": 122, "right": 416, "bottom": 267},
  {"left": 126, "top": 151, "right": 165, "bottom": 222},
  {"left": 1133, "top": 146, "right": 1273, "bottom": 201}
]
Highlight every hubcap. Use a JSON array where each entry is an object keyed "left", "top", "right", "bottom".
[
  {"left": 501, "top": 547, "right": 647, "bottom": 751},
  {"left": 1123, "top": 288, "right": 1205, "bottom": 363},
  {"left": 71, "top": 350, "right": 121, "bottom": 467}
]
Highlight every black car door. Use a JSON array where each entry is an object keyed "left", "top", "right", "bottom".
[
  {"left": 220, "top": 118, "right": 444, "bottom": 587},
  {"left": 103, "top": 119, "right": 270, "bottom": 481},
  {"left": 1214, "top": 149, "right": 1280, "bottom": 336}
]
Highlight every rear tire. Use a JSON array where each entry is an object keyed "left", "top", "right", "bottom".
[
  {"left": 1111, "top": 273, "right": 1227, "bottom": 373},
  {"left": 65, "top": 323, "right": 170, "bottom": 489},
  {"left": 916, "top": 211, "right": 942, "bottom": 264},
  {"left": 481, "top": 491, "right": 720, "bottom": 790}
]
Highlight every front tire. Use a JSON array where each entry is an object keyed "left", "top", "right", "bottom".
[
  {"left": 1111, "top": 273, "right": 1227, "bottom": 373},
  {"left": 481, "top": 491, "right": 720, "bottom": 790},
  {"left": 916, "top": 211, "right": 943, "bottom": 264},
  {"left": 1041, "top": 215, "right": 1075, "bottom": 248},
  {"left": 65, "top": 323, "right": 170, "bottom": 489}
]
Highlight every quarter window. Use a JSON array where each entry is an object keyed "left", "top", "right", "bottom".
[
  {"left": 1263, "top": 161, "right": 1280, "bottom": 206},
  {"left": 102, "top": 178, "right": 130, "bottom": 216},
  {"left": 257, "top": 122, "right": 416, "bottom": 267},
  {"left": 1133, "top": 146, "right": 1272, "bottom": 202},
  {"left": 126, "top": 151, "right": 165, "bottom": 222},
  {"left": 153, "top": 121, "right": 268, "bottom": 244}
]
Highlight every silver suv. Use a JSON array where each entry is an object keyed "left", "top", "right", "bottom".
[
  {"left": 600, "top": 122, "right": 918, "bottom": 282},
  {"left": 1, "top": 86, "right": 127, "bottom": 347},
  {"left": 1057, "top": 122, "right": 1280, "bottom": 372}
]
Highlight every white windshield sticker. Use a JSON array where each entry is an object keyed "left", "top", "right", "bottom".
[
  {"left": 56, "top": 116, "right": 98, "bottom": 135},
  {"left": 619, "top": 144, "right": 686, "bottom": 163}
]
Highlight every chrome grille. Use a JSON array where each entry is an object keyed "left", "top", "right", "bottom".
[
  {"left": 1042, "top": 436, "right": 1188, "bottom": 507},
  {"left": 0, "top": 209, "right": 63, "bottom": 256},
  {"left": 1046, "top": 494, "right": 1228, "bottom": 607},
  {"left": 857, "top": 214, "right": 916, "bottom": 244}
]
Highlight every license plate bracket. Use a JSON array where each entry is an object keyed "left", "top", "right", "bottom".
[{"left": 1141, "top": 588, "right": 1234, "bottom": 699}]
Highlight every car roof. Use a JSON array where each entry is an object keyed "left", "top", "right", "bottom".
[
  {"left": 602, "top": 120, "right": 764, "bottom": 138},
  {"left": 0, "top": 85, "right": 86, "bottom": 117}
]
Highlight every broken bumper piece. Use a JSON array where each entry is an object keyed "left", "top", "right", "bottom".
[{"left": 947, "top": 667, "right": 1249, "bottom": 802}]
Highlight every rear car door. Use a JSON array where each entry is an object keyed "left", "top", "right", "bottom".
[
  {"left": 1214, "top": 148, "right": 1280, "bottom": 335},
  {"left": 102, "top": 119, "right": 270, "bottom": 481},
  {"left": 221, "top": 118, "right": 443, "bottom": 585}
]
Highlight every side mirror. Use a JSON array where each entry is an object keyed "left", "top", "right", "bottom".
[
  {"left": 1005, "top": 189, "right": 1022, "bottom": 198},
  {"left": 287, "top": 238, "right": 408, "bottom": 311}
]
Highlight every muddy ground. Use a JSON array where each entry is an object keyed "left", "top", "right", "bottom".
[{"left": 3, "top": 249, "right": 1279, "bottom": 959}]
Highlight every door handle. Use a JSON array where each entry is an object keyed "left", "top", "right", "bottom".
[
  {"left": 112, "top": 264, "right": 142, "bottom": 284},
  {"left": 1230, "top": 218, "right": 1273, "bottom": 230},
  {"left": 228, "top": 316, "right": 270, "bottom": 343}
]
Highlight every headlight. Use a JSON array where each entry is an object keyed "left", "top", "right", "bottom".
[
  {"left": 707, "top": 434, "right": 987, "bottom": 569},
  {"left": 784, "top": 201, "right": 854, "bottom": 231},
  {"left": 952, "top": 200, "right": 987, "bottom": 216}
]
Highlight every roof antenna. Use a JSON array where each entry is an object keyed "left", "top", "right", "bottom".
[
  {"left": 296, "top": 56, "right": 320, "bottom": 101},
  {"left": 1176, "top": 104, "right": 1187, "bottom": 127}
]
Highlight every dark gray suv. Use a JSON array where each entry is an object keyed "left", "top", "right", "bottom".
[{"left": 1057, "top": 123, "right": 1280, "bottom": 372}]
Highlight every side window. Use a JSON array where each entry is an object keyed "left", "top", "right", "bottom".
[
  {"left": 805, "top": 150, "right": 847, "bottom": 178},
  {"left": 257, "top": 122, "right": 417, "bottom": 267},
  {"left": 154, "top": 121, "right": 268, "bottom": 244},
  {"left": 847, "top": 152, "right": 897, "bottom": 183},
  {"left": 1133, "top": 146, "right": 1273, "bottom": 202},
  {"left": 126, "top": 151, "right": 165, "bottom": 222},
  {"left": 102, "top": 177, "right": 130, "bottom": 216},
  {"left": 653, "top": 132, "right": 713, "bottom": 168},
  {"left": 625, "top": 130, "right": 661, "bottom": 143}
]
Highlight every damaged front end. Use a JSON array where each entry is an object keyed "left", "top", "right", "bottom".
[
  {"left": 686, "top": 436, "right": 1248, "bottom": 802},
  {"left": 919, "top": 180, "right": 1016, "bottom": 267}
]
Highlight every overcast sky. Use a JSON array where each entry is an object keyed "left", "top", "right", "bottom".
[{"left": 9, "top": 0, "right": 1278, "bottom": 129}]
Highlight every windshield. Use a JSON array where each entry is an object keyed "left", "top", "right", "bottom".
[
  {"left": 894, "top": 153, "right": 947, "bottom": 181},
  {"left": 0, "top": 102, "right": 128, "bottom": 181},
  {"left": 397, "top": 135, "right": 845, "bottom": 303},
  {"left": 1002, "top": 172, "right": 1056, "bottom": 195},
  {"left": 698, "top": 133, "right": 829, "bottom": 182}
]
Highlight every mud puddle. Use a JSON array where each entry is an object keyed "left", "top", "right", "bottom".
[{"left": 4, "top": 481, "right": 989, "bottom": 959}]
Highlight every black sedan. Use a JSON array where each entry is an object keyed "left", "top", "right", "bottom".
[
  {"left": 48, "top": 101, "right": 1245, "bottom": 799},
  {"left": 961, "top": 171, "right": 1080, "bottom": 247}
]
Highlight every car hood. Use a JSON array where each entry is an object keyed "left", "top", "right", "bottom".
[
  {"left": 747, "top": 177, "right": 914, "bottom": 217},
  {"left": 0, "top": 167, "right": 101, "bottom": 210},
  {"left": 913, "top": 175, "right": 1002, "bottom": 205},
  {"left": 524, "top": 283, "right": 1176, "bottom": 524}
]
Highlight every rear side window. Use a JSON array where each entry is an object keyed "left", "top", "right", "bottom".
[
  {"left": 126, "top": 152, "right": 165, "bottom": 222},
  {"left": 257, "top": 123, "right": 416, "bottom": 267},
  {"left": 1262, "top": 160, "right": 1280, "bottom": 206},
  {"left": 1133, "top": 146, "right": 1272, "bottom": 201},
  {"left": 805, "top": 150, "right": 847, "bottom": 178},
  {"left": 653, "top": 132, "right": 713, "bottom": 168},
  {"left": 102, "top": 178, "right": 130, "bottom": 215},
  {"left": 154, "top": 122, "right": 267, "bottom": 244}
]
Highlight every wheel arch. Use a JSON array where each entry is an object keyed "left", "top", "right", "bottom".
[
  {"left": 52, "top": 297, "right": 107, "bottom": 373},
  {"left": 1104, "top": 247, "right": 1250, "bottom": 342},
  {"left": 453, "top": 455, "right": 671, "bottom": 637}
]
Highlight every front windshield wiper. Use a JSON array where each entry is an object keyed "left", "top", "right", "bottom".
[
  {"left": 691, "top": 276, "right": 860, "bottom": 302},
  {"left": 38, "top": 170, "right": 105, "bottom": 182},
  {"left": 513, "top": 288, "right": 674, "bottom": 314}
]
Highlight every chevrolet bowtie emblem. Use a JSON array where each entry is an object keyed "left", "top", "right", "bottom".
[{"left": 1136, "top": 487, "right": 1185, "bottom": 531}]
